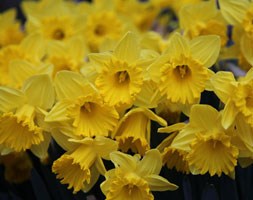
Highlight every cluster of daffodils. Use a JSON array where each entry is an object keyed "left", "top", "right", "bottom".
[{"left": 1, "top": 0, "right": 253, "bottom": 198}]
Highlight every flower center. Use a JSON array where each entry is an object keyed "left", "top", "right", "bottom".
[
  {"left": 81, "top": 102, "right": 93, "bottom": 113},
  {"left": 115, "top": 70, "right": 130, "bottom": 84},
  {"left": 53, "top": 29, "right": 65, "bottom": 40},
  {"left": 94, "top": 24, "right": 106, "bottom": 36},
  {"left": 175, "top": 65, "right": 190, "bottom": 79}
]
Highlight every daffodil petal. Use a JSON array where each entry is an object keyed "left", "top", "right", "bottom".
[
  {"left": 0, "top": 87, "right": 26, "bottom": 112},
  {"left": 222, "top": 100, "right": 238, "bottom": 129},
  {"left": 190, "top": 104, "right": 219, "bottom": 131},
  {"left": 190, "top": 35, "right": 221, "bottom": 68},
  {"left": 114, "top": 31, "right": 140, "bottom": 63},
  {"left": 210, "top": 71, "right": 236, "bottom": 102},
  {"left": 23, "top": 74, "right": 55, "bottom": 110},
  {"left": 30, "top": 132, "right": 51, "bottom": 160},
  {"left": 158, "top": 123, "right": 186, "bottom": 134},
  {"left": 110, "top": 151, "right": 136, "bottom": 171},
  {"left": 164, "top": 32, "right": 190, "bottom": 58},
  {"left": 241, "top": 34, "right": 253, "bottom": 66},
  {"left": 83, "top": 165, "right": 100, "bottom": 193},
  {"left": 137, "top": 149, "right": 162, "bottom": 176},
  {"left": 95, "top": 157, "right": 106, "bottom": 175},
  {"left": 219, "top": 0, "right": 249, "bottom": 25},
  {"left": 94, "top": 136, "right": 118, "bottom": 160},
  {"left": 145, "top": 174, "right": 178, "bottom": 191},
  {"left": 55, "top": 71, "right": 96, "bottom": 101}
]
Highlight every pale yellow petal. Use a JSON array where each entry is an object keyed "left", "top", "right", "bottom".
[
  {"left": 219, "top": 0, "right": 249, "bottom": 25},
  {"left": 54, "top": 71, "right": 96, "bottom": 100},
  {"left": 190, "top": 104, "right": 219, "bottom": 131},
  {"left": 82, "top": 165, "right": 100, "bottom": 192},
  {"left": 20, "top": 33, "right": 45, "bottom": 62},
  {"left": 0, "top": 87, "right": 26, "bottom": 112},
  {"left": 94, "top": 157, "right": 106, "bottom": 175},
  {"left": 114, "top": 32, "right": 140, "bottom": 63},
  {"left": 164, "top": 33, "right": 190, "bottom": 58},
  {"left": 51, "top": 126, "right": 80, "bottom": 151},
  {"left": 9, "top": 60, "right": 38, "bottom": 88},
  {"left": 210, "top": 71, "right": 236, "bottom": 102},
  {"left": 94, "top": 136, "right": 118, "bottom": 160},
  {"left": 222, "top": 100, "right": 239, "bottom": 129},
  {"left": 45, "top": 101, "right": 72, "bottom": 122},
  {"left": 170, "top": 126, "right": 196, "bottom": 152},
  {"left": 241, "top": 34, "right": 253, "bottom": 66},
  {"left": 110, "top": 151, "right": 136, "bottom": 171},
  {"left": 158, "top": 123, "right": 186, "bottom": 134},
  {"left": 23, "top": 74, "right": 55, "bottom": 110},
  {"left": 30, "top": 132, "right": 51, "bottom": 160},
  {"left": 190, "top": 35, "right": 221, "bottom": 68},
  {"left": 145, "top": 174, "right": 178, "bottom": 191},
  {"left": 180, "top": 0, "right": 217, "bottom": 29},
  {"left": 136, "top": 149, "right": 162, "bottom": 176}
]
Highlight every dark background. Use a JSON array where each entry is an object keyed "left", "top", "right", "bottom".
[{"left": 0, "top": 0, "right": 253, "bottom": 199}]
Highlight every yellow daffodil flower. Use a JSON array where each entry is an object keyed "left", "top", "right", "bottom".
[
  {"left": 111, "top": 107, "right": 167, "bottom": 155},
  {"left": 45, "top": 71, "right": 119, "bottom": 137},
  {"left": 165, "top": 105, "right": 238, "bottom": 177},
  {"left": 46, "top": 36, "right": 87, "bottom": 75},
  {"left": 180, "top": 0, "right": 228, "bottom": 47},
  {"left": 52, "top": 136, "right": 118, "bottom": 193},
  {"left": 23, "top": 0, "right": 85, "bottom": 42},
  {"left": 0, "top": 33, "right": 46, "bottom": 86},
  {"left": 101, "top": 149, "right": 178, "bottom": 200},
  {"left": 95, "top": 32, "right": 144, "bottom": 107},
  {"left": 210, "top": 69, "right": 253, "bottom": 128},
  {"left": 0, "top": 74, "right": 55, "bottom": 154},
  {"left": 148, "top": 33, "right": 220, "bottom": 105},
  {"left": 219, "top": 0, "right": 253, "bottom": 66}
]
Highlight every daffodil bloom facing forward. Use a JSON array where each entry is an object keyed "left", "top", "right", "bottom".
[
  {"left": 95, "top": 32, "right": 143, "bottom": 107},
  {"left": 0, "top": 74, "right": 55, "bottom": 154},
  {"left": 111, "top": 107, "right": 167, "bottom": 155},
  {"left": 179, "top": 0, "right": 228, "bottom": 47},
  {"left": 166, "top": 105, "right": 238, "bottom": 177},
  {"left": 101, "top": 149, "right": 178, "bottom": 200},
  {"left": 148, "top": 33, "right": 220, "bottom": 105},
  {"left": 52, "top": 136, "right": 118, "bottom": 193},
  {"left": 45, "top": 71, "right": 119, "bottom": 137}
]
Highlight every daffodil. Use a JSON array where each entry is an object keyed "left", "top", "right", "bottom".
[
  {"left": 101, "top": 149, "right": 178, "bottom": 200},
  {"left": 52, "top": 136, "right": 118, "bottom": 193},
  {"left": 111, "top": 107, "right": 167, "bottom": 155},
  {"left": 218, "top": 0, "right": 253, "bottom": 66},
  {"left": 95, "top": 32, "right": 144, "bottom": 107},
  {"left": 210, "top": 69, "right": 253, "bottom": 128},
  {"left": 0, "top": 9, "right": 24, "bottom": 48},
  {"left": 167, "top": 104, "right": 238, "bottom": 177},
  {"left": 46, "top": 36, "right": 87, "bottom": 75},
  {"left": 23, "top": 0, "right": 85, "bottom": 42},
  {"left": 45, "top": 71, "right": 119, "bottom": 137},
  {"left": 0, "top": 74, "right": 55, "bottom": 154},
  {"left": 0, "top": 33, "right": 46, "bottom": 86},
  {"left": 148, "top": 33, "right": 220, "bottom": 105},
  {"left": 179, "top": 0, "right": 228, "bottom": 47}
]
